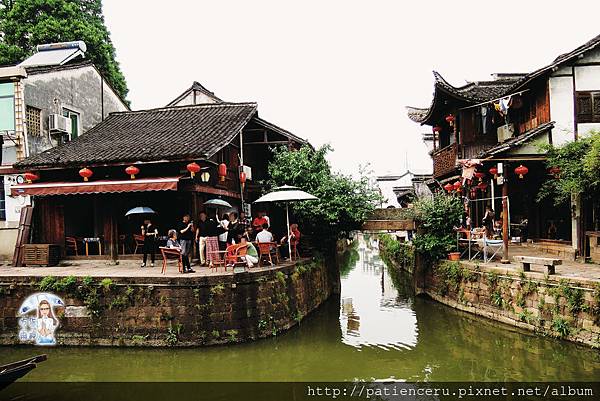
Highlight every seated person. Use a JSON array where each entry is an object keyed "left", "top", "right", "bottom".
[
  {"left": 255, "top": 223, "right": 274, "bottom": 243},
  {"left": 229, "top": 236, "right": 258, "bottom": 268},
  {"left": 471, "top": 226, "right": 486, "bottom": 239},
  {"left": 493, "top": 220, "right": 502, "bottom": 238},
  {"left": 166, "top": 229, "right": 180, "bottom": 249},
  {"left": 280, "top": 223, "right": 301, "bottom": 258}
]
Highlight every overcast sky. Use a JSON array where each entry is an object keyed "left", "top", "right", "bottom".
[{"left": 102, "top": 0, "right": 600, "bottom": 176}]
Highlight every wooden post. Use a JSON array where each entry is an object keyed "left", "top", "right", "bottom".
[{"left": 501, "top": 165, "right": 510, "bottom": 264}]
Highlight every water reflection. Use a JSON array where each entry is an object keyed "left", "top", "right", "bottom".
[{"left": 340, "top": 233, "right": 417, "bottom": 351}]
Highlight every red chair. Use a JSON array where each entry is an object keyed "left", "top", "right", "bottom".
[
  {"left": 258, "top": 242, "right": 279, "bottom": 266},
  {"left": 159, "top": 247, "right": 183, "bottom": 274},
  {"left": 225, "top": 244, "right": 247, "bottom": 270},
  {"left": 133, "top": 234, "right": 145, "bottom": 254}
]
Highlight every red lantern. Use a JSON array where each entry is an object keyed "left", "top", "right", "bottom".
[
  {"left": 79, "top": 167, "right": 93, "bottom": 182},
  {"left": 489, "top": 167, "right": 498, "bottom": 178},
  {"left": 477, "top": 181, "right": 488, "bottom": 191},
  {"left": 186, "top": 162, "right": 201, "bottom": 178},
  {"left": 444, "top": 183, "right": 454, "bottom": 193},
  {"left": 24, "top": 172, "right": 39, "bottom": 183},
  {"left": 125, "top": 165, "right": 139, "bottom": 180},
  {"left": 432, "top": 126, "right": 442, "bottom": 133},
  {"left": 514, "top": 164, "right": 529, "bottom": 179},
  {"left": 218, "top": 163, "right": 227, "bottom": 182},
  {"left": 549, "top": 166, "right": 561, "bottom": 179},
  {"left": 240, "top": 171, "right": 247, "bottom": 189},
  {"left": 474, "top": 171, "right": 485, "bottom": 181},
  {"left": 445, "top": 114, "right": 455, "bottom": 127},
  {"left": 453, "top": 180, "right": 462, "bottom": 192}
]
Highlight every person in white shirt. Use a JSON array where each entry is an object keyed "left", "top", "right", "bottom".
[
  {"left": 255, "top": 223, "right": 274, "bottom": 243},
  {"left": 218, "top": 213, "right": 229, "bottom": 250}
]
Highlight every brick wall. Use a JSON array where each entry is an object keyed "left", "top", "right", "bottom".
[{"left": 0, "top": 260, "right": 333, "bottom": 347}]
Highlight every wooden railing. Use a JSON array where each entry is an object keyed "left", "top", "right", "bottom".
[{"left": 432, "top": 143, "right": 458, "bottom": 178}]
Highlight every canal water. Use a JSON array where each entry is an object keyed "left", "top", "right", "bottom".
[{"left": 1, "top": 233, "right": 599, "bottom": 397}]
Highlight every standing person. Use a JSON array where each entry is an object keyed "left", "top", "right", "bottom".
[
  {"left": 227, "top": 212, "right": 242, "bottom": 245},
  {"left": 141, "top": 218, "right": 158, "bottom": 268},
  {"left": 195, "top": 211, "right": 211, "bottom": 266},
  {"left": 177, "top": 215, "right": 195, "bottom": 273},
  {"left": 482, "top": 206, "right": 494, "bottom": 238},
  {"left": 238, "top": 211, "right": 251, "bottom": 232},
  {"left": 166, "top": 229, "right": 192, "bottom": 273},
  {"left": 252, "top": 211, "right": 268, "bottom": 233},
  {"left": 218, "top": 213, "right": 230, "bottom": 250}
]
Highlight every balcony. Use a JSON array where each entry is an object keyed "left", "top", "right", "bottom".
[{"left": 432, "top": 143, "right": 458, "bottom": 178}]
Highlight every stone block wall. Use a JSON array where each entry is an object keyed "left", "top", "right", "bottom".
[
  {"left": 0, "top": 260, "right": 332, "bottom": 347},
  {"left": 424, "top": 261, "right": 600, "bottom": 347}
]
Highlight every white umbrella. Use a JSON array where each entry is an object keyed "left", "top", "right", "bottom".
[
  {"left": 204, "top": 199, "right": 233, "bottom": 209},
  {"left": 125, "top": 206, "right": 156, "bottom": 216},
  {"left": 253, "top": 185, "right": 318, "bottom": 258}
]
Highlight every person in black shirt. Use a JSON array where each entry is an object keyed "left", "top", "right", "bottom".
[
  {"left": 177, "top": 214, "right": 195, "bottom": 273},
  {"left": 195, "top": 211, "right": 212, "bottom": 266},
  {"left": 141, "top": 218, "right": 158, "bottom": 267}
]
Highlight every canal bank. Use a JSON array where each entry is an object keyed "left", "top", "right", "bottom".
[
  {"left": 0, "top": 258, "right": 334, "bottom": 347},
  {"left": 379, "top": 234, "right": 600, "bottom": 348}
]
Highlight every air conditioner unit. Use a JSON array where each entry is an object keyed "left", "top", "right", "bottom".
[
  {"left": 496, "top": 124, "right": 514, "bottom": 143},
  {"left": 48, "top": 114, "right": 70, "bottom": 134}
]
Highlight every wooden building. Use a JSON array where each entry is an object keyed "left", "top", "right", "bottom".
[
  {"left": 12, "top": 102, "right": 307, "bottom": 261},
  {"left": 407, "top": 33, "right": 600, "bottom": 258}
]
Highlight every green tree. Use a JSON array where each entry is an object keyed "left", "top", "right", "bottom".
[
  {"left": 267, "top": 145, "right": 381, "bottom": 250},
  {"left": 410, "top": 193, "right": 463, "bottom": 263},
  {"left": 537, "top": 132, "right": 600, "bottom": 205},
  {"left": 0, "top": 0, "right": 128, "bottom": 101}
]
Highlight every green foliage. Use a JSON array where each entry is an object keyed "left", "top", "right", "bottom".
[
  {"left": 37, "top": 276, "right": 57, "bottom": 291},
  {"left": 592, "top": 283, "right": 600, "bottom": 324},
  {"left": 538, "top": 132, "right": 600, "bottom": 205},
  {"left": 225, "top": 329, "right": 238, "bottom": 341},
  {"left": 551, "top": 316, "right": 571, "bottom": 339},
  {"left": 491, "top": 289, "right": 505, "bottom": 309},
  {"left": 554, "top": 279, "right": 585, "bottom": 316},
  {"left": 275, "top": 271, "right": 286, "bottom": 286},
  {"left": 267, "top": 145, "right": 381, "bottom": 249},
  {"left": 379, "top": 234, "right": 414, "bottom": 270},
  {"left": 166, "top": 323, "right": 183, "bottom": 346},
  {"left": 486, "top": 271, "right": 499, "bottom": 288},
  {"left": 0, "top": 0, "right": 129, "bottom": 101},
  {"left": 210, "top": 284, "right": 225, "bottom": 296},
  {"left": 211, "top": 330, "right": 220, "bottom": 338},
  {"left": 100, "top": 278, "right": 114, "bottom": 292},
  {"left": 411, "top": 193, "right": 463, "bottom": 263}
]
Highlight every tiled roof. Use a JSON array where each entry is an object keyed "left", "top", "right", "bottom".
[
  {"left": 15, "top": 103, "right": 258, "bottom": 169},
  {"left": 166, "top": 81, "right": 223, "bottom": 106},
  {"left": 432, "top": 71, "right": 521, "bottom": 103},
  {"left": 479, "top": 121, "right": 555, "bottom": 157}
]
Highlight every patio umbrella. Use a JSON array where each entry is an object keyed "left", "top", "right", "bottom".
[
  {"left": 125, "top": 206, "right": 157, "bottom": 217},
  {"left": 204, "top": 199, "right": 233, "bottom": 209},
  {"left": 253, "top": 185, "right": 318, "bottom": 258}
]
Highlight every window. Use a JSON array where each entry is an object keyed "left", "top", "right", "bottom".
[
  {"left": 26, "top": 106, "right": 41, "bottom": 137},
  {"left": 0, "top": 176, "right": 5, "bottom": 221},
  {"left": 0, "top": 82, "right": 15, "bottom": 132},
  {"left": 62, "top": 108, "right": 80, "bottom": 139},
  {"left": 576, "top": 91, "right": 600, "bottom": 123}
]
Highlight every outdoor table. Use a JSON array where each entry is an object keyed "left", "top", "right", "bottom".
[{"left": 83, "top": 237, "right": 102, "bottom": 256}]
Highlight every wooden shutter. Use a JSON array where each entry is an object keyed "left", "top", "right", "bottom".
[
  {"left": 576, "top": 92, "right": 592, "bottom": 123},
  {"left": 592, "top": 92, "right": 600, "bottom": 123}
]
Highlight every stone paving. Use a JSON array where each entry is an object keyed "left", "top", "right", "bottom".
[
  {"left": 0, "top": 258, "right": 298, "bottom": 278},
  {"left": 461, "top": 244, "right": 600, "bottom": 282}
]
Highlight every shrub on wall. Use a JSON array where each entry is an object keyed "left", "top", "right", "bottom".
[{"left": 410, "top": 193, "right": 463, "bottom": 263}]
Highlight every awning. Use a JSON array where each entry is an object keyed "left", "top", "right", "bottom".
[{"left": 10, "top": 177, "right": 180, "bottom": 197}]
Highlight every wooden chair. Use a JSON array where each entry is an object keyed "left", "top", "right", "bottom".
[
  {"left": 290, "top": 241, "right": 300, "bottom": 261},
  {"left": 258, "top": 242, "right": 279, "bottom": 266},
  {"left": 224, "top": 244, "right": 248, "bottom": 270},
  {"left": 65, "top": 236, "right": 79, "bottom": 256},
  {"left": 118, "top": 234, "right": 127, "bottom": 254},
  {"left": 133, "top": 234, "right": 145, "bottom": 254},
  {"left": 159, "top": 247, "right": 183, "bottom": 274}
]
